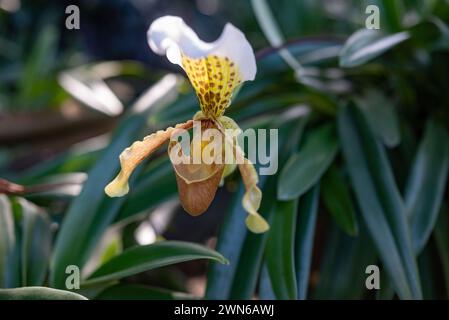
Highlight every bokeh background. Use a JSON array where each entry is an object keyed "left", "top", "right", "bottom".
[{"left": 0, "top": 0, "right": 448, "bottom": 300}]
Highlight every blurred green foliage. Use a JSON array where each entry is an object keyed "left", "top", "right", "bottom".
[{"left": 1, "top": 0, "right": 449, "bottom": 300}]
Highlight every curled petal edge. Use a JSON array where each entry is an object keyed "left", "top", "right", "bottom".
[{"left": 104, "top": 120, "right": 194, "bottom": 198}]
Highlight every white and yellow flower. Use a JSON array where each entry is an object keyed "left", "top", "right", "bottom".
[{"left": 104, "top": 16, "right": 268, "bottom": 233}]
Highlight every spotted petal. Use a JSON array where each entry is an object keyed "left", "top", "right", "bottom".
[{"left": 148, "top": 16, "right": 257, "bottom": 117}]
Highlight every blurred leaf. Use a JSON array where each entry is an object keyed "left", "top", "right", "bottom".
[
  {"left": 435, "top": 208, "right": 449, "bottom": 298},
  {"left": 58, "top": 69, "right": 123, "bottom": 116},
  {"left": 16, "top": 24, "right": 60, "bottom": 110},
  {"left": 338, "top": 104, "right": 422, "bottom": 299},
  {"left": 356, "top": 90, "right": 401, "bottom": 148},
  {"left": 417, "top": 248, "right": 437, "bottom": 299},
  {"left": 265, "top": 199, "right": 298, "bottom": 300},
  {"left": 251, "top": 0, "right": 303, "bottom": 74},
  {"left": 228, "top": 178, "right": 277, "bottom": 299},
  {"left": 50, "top": 75, "right": 181, "bottom": 288},
  {"left": 205, "top": 184, "right": 249, "bottom": 299},
  {"left": 340, "top": 29, "right": 410, "bottom": 68},
  {"left": 15, "top": 198, "right": 52, "bottom": 286},
  {"left": 258, "top": 263, "right": 276, "bottom": 300},
  {"left": 295, "top": 184, "right": 319, "bottom": 300},
  {"left": 408, "top": 20, "right": 449, "bottom": 50},
  {"left": 96, "top": 284, "right": 194, "bottom": 300},
  {"left": 405, "top": 120, "right": 449, "bottom": 253},
  {"left": 374, "top": 0, "right": 404, "bottom": 32},
  {"left": 322, "top": 166, "right": 358, "bottom": 236},
  {"left": 207, "top": 119, "right": 300, "bottom": 300},
  {"left": 83, "top": 241, "right": 228, "bottom": 286},
  {"left": 99, "top": 236, "right": 122, "bottom": 266},
  {"left": 0, "top": 287, "right": 87, "bottom": 300},
  {"left": 0, "top": 195, "right": 15, "bottom": 288},
  {"left": 314, "top": 223, "right": 376, "bottom": 299},
  {"left": 19, "top": 149, "right": 102, "bottom": 184},
  {"left": 278, "top": 123, "right": 339, "bottom": 200},
  {"left": 226, "top": 121, "right": 302, "bottom": 299}
]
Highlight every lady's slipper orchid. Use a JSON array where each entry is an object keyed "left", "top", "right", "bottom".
[{"left": 104, "top": 16, "right": 268, "bottom": 233}]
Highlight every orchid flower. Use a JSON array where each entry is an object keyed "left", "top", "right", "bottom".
[{"left": 104, "top": 16, "right": 269, "bottom": 233}]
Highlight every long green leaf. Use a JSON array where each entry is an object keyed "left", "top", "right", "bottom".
[
  {"left": 258, "top": 263, "right": 276, "bottom": 300},
  {"left": 278, "top": 124, "right": 339, "bottom": 200},
  {"left": 356, "top": 90, "right": 401, "bottom": 148},
  {"left": 295, "top": 184, "right": 319, "bottom": 300},
  {"left": 322, "top": 166, "right": 358, "bottom": 236},
  {"left": 0, "top": 287, "right": 87, "bottom": 300},
  {"left": 374, "top": 0, "right": 404, "bottom": 32},
  {"left": 228, "top": 176, "right": 277, "bottom": 299},
  {"left": 16, "top": 198, "right": 52, "bottom": 286},
  {"left": 205, "top": 184, "right": 249, "bottom": 299},
  {"left": 207, "top": 117, "right": 303, "bottom": 300},
  {"left": 405, "top": 120, "right": 449, "bottom": 253},
  {"left": 226, "top": 119, "right": 305, "bottom": 300},
  {"left": 83, "top": 241, "right": 228, "bottom": 286},
  {"left": 265, "top": 199, "right": 298, "bottom": 300},
  {"left": 0, "top": 195, "right": 15, "bottom": 287},
  {"left": 250, "top": 0, "right": 304, "bottom": 74},
  {"left": 435, "top": 208, "right": 449, "bottom": 298},
  {"left": 338, "top": 104, "right": 421, "bottom": 299},
  {"left": 340, "top": 29, "right": 410, "bottom": 68},
  {"left": 50, "top": 75, "right": 182, "bottom": 288},
  {"left": 314, "top": 223, "right": 377, "bottom": 299}
]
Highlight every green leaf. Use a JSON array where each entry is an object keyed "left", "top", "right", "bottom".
[
  {"left": 16, "top": 198, "right": 52, "bottom": 286},
  {"left": 258, "top": 263, "right": 276, "bottom": 300},
  {"left": 250, "top": 0, "right": 303, "bottom": 74},
  {"left": 417, "top": 248, "right": 437, "bottom": 299},
  {"left": 295, "top": 184, "right": 319, "bottom": 300},
  {"left": 338, "top": 104, "right": 422, "bottom": 299},
  {"left": 207, "top": 119, "right": 302, "bottom": 300},
  {"left": 50, "top": 75, "right": 182, "bottom": 288},
  {"left": 83, "top": 241, "right": 228, "bottom": 286},
  {"left": 0, "top": 287, "right": 87, "bottom": 300},
  {"left": 322, "top": 166, "right": 358, "bottom": 236},
  {"left": 228, "top": 179, "right": 277, "bottom": 299},
  {"left": 205, "top": 184, "right": 249, "bottom": 299},
  {"left": 435, "top": 208, "right": 449, "bottom": 298},
  {"left": 356, "top": 90, "right": 401, "bottom": 148},
  {"left": 278, "top": 124, "right": 339, "bottom": 200},
  {"left": 0, "top": 195, "right": 15, "bottom": 287},
  {"left": 405, "top": 120, "right": 449, "bottom": 253},
  {"left": 265, "top": 199, "right": 298, "bottom": 300},
  {"left": 96, "top": 284, "right": 194, "bottom": 300},
  {"left": 340, "top": 29, "right": 410, "bottom": 68},
  {"left": 314, "top": 223, "right": 377, "bottom": 299},
  {"left": 374, "top": 0, "right": 404, "bottom": 32}
]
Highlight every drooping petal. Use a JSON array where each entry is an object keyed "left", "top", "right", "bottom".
[
  {"left": 238, "top": 158, "right": 269, "bottom": 234},
  {"left": 148, "top": 16, "right": 257, "bottom": 117},
  {"left": 104, "top": 120, "right": 193, "bottom": 197},
  {"left": 217, "top": 115, "right": 268, "bottom": 233}
]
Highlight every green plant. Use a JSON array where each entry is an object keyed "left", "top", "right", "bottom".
[{"left": 1, "top": 0, "right": 449, "bottom": 300}]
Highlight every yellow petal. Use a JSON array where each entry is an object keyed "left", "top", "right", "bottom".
[
  {"left": 104, "top": 120, "right": 193, "bottom": 197},
  {"left": 238, "top": 158, "right": 269, "bottom": 234},
  {"left": 181, "top": 54, "right": 242, "bottom": 118},
  {"left": 246, "top": 214, "right": 270, "bottom": 234}
]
